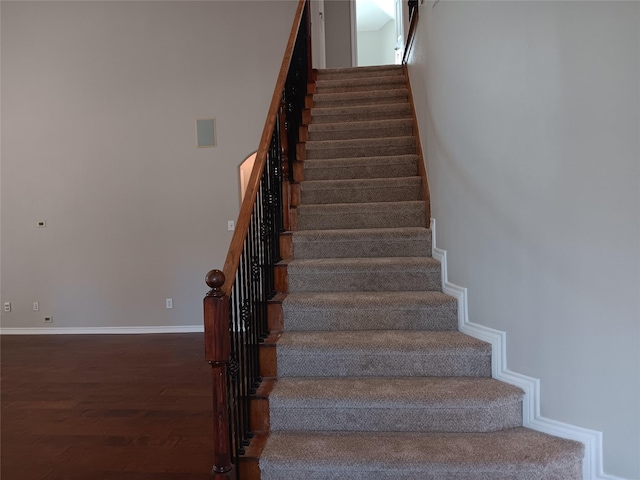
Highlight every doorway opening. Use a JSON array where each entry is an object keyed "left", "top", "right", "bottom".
[
  {"left": 355, "top": 0, "right": 403, "bottom": 66},
  {"left": 238, "top": 152, "right": 257, "bottom": 205}
]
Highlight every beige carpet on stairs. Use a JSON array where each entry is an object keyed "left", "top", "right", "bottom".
[{"left": 259, "top": 64, "right": 584, "bottom": 480}]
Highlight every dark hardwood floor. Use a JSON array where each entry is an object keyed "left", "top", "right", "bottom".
[{"left": 1, "top": 334, "right": 216, "bottom": 480}]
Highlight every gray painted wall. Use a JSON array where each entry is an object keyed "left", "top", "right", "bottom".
[
  {"left": 407, "top": 1, "right": 639, "bottom": 478},
  {"left": 324, "top": 0, "right": 353, "bottom": 68},
  {"left": 1, "top": 1, "right": 296, "bottom": 329}
]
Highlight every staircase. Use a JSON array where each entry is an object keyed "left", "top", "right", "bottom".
[{"left": 258, "top": 65, "right": 584, "bottom": 479}]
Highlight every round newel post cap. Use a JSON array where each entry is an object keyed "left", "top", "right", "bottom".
[{"left": 205, "top": 269, "right": 225, "bottom": 297}]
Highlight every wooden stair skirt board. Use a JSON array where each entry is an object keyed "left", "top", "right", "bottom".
[{"left": 240, "top": 65, "right": 584, "bottom": 480}]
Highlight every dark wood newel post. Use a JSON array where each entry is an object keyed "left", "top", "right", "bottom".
[{"left": 204, "top": 269, "right": 236, "bottom": 479}]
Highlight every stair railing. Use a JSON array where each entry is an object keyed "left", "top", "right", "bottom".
[
  {"left": 203, "top": 0, "right": 311, "bottom": 477},
  {"left": 403, "top": 0, "right": 419, "bottom": 64}
]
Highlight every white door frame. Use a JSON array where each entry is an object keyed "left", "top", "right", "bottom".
[
  {"left": 349, "top": 0, "right": 358, "bottom": 66},
  {"left": 351, "top": 0, "right": 405, "bottom": 66},
  {"left": 310, "top": 0, "right": 327, "bottom": 69}
]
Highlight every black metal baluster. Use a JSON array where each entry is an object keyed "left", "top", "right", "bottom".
[
  {"left": 260, "top": 175, "right": 269, "bottom": 341},
  {"left": 258, "top": 181, "right": 271, "bottom": 340},
  {"left": 231, "top": 273, "right": 242, "bottom": 457},
  {"left": 235, "top": 249, "right": 246, "bottom": 453},
  {"left": 248, "top": 208, "right": 257, "bottom": 393},
  {"left": 248, "top": 206, "right": 259, "bottom": 395},
  {"left": 241, "top": 245, "right": 252, "bottom": 448}
]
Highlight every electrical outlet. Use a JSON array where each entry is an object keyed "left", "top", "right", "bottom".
[
  {"left": 44, "top": 316, "right": 53, "bottom": 323},
  {"left": 3, "top": 302, "right": 11, "bottom": 312},
  {"left": 165, "top": 298, "right": 173, "bottom": 309},
  {"left": 228, "top": 220, "right": 235, "bottom": 231},
  {"left": 33, "top": 302, "right": 40, "bottom": 312}
]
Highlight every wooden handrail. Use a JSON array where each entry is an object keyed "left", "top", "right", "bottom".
[
  {"left": 221, "top": 0, "right": 307, "bottom": 295},
  {"left": 402, "top": 5, "right": 419, "bottom": 65}
]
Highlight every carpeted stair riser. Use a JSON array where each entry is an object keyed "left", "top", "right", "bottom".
[
  {"left": 269, "top": 377, "right": 523, "bottom": 433},
  {"left": 297, "top": 201, "right": 426, "bottom": 230},
  {"left": 287, "top": 257, "right": 441, "bottom": 293},
  {"left": 301, "top": 177, "right": 421, "bottom": 205},
  {"left": 311, "top": 103, "right": 411, "bottom": 124},
  {"left": 306, "top": 137, "right": 416, "bottom": 160},
  {"left": 282, "top": 292, "right": 457, "bottom": 331},
  {"left": 292, "top": 227, "right": 431, "bottom": 259},
  {"left": 315, "top": 76, "right": 407, "bottom": 94},
  {"left": 303, "top": 155, "right": 419, "bottom": 181},
  {"left": 276, "top": 331, "right": 491, "bottom": 378},
  {"left": 307, "top": 119, "right": 414, "bottom": 142},
  {"left": 259, "top": 429, "right": 584, "bottom": 480},
  {"left": 313, "top": 89, "right": 408, "bottom": 108},
  {"left": 316, "top": 65, "right": 404, "bottom": 80}
]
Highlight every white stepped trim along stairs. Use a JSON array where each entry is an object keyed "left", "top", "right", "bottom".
[
  {"left": 432, "top": 218, "right": 625, "bottom": 480},
  {"left": 259, "top": 64, "right": 591, "bottom": 480}
]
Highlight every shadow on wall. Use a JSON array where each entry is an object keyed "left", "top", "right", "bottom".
[{"left": 239, "top": 152, "right": 257, "bottom": 205}]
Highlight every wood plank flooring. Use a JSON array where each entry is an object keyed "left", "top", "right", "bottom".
[{"left": 1, "top": 334, "right": 215, "bottom": 480}]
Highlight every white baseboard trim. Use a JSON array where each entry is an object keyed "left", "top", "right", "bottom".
[
  {"left": 0, "top": 325, "right": 204, "bottom": 335},
  {"left": 430, "top": 218, "right": 627, "bottom": 480}
]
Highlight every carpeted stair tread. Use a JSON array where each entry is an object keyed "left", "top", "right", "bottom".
[
  {"left": 315, "top": 75, "right": 407, "bottom": 93},
  {"left": 297, "top": 201, "right": 426, "bottom": 230},
  {"left": 306, "top": 136, "right": 415, "bottom": 150},
  {"left": 271, "top": 377, "right": 522, "bottom": 409},
  {"left": 303, "top": 155, "right": 419, "bottom": 181},
  {"left": 277, "top": 330, "right": 490, "bottom": 355},
  {"left": 276, "top": 330, "right": 491, "bottom": 377},
  {"left": 310, "top": 102, "right": 410, "bottom": 117},
  {"left": 313, "top": 88, "right": 409, "bottom": 108},
  {"left": 292, "top": 227, "right": 431, "bottom": 259},
  {"left": 260, "top": 429, "right": 584, "bottom": 480},
  {"left": 300, "top": 177, "right": 422, "bottom": 204},
  {"left": 269, "top": 377, "right": 523, "bottom": 433},
  {"left": 310, "top": 103, "right": 411, "bottom": 124},
  {"left": 287, "top": 256, "right": 441, "bottom": 292},
  {"left": 305, "top": 136, "right": 416, "bottom": 160},
  {"left": 307, "top": 118, "right": 413, "bottom": 141},
  {"left": 282, "top": 291, "right": 456, "bottom": 331},
  {"left": 317, "top": 65, "right": 404, "bottom": 80},
  {"left": 293, "top": 226, "right": 429, "bottom": 244},
  {"left": 308, "top": 118, "right": 412, "bottom": 133}
]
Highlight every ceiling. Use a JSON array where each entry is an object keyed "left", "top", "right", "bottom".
[{"left": 356, "top": 0, "right": 395, "bottom": 32}]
